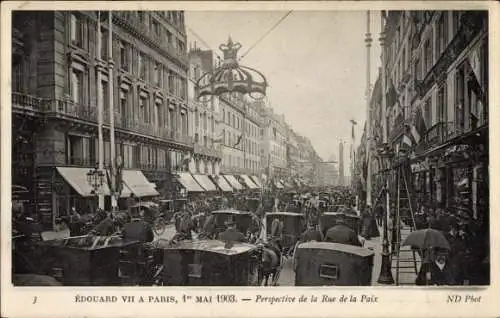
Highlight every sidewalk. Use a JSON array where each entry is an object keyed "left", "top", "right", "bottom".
[{"left": 364, "top": 225, "right": 419, "bottom": 286}]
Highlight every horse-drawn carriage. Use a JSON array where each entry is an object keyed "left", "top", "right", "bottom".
[
  {"left": 265, "top": 212, "right": 306, "bottom": 254},
  {"left": 129, "top": 201, "right": 168, "bottom": 236},
  {"left": 210, "top": 209, "right": 260, "bottom": 238},
  {"left": 16, "top": 235, "right": 142, "bottom": 286},
  {"left": 294, "top": 242, "right": 374, "bottom": 286},
  {"left": 152, "top": 239, "right": 260, "bottom": 286},
  {"left": 319, "top": 212, "right": 361, "bottom": 237}
]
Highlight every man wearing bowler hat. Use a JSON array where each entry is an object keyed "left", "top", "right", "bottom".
[{"left": 218, "top": 218, "right": 245, "bottom": 243}]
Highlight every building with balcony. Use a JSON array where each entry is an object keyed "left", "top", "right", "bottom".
[
  {"left": 12, "top": 11, "right": 191, "bottom": 229},
  {"left": 375, "top": 10, "right": 488, "bottom": 229},
  {"left": 259, "top": 105, "right": 289, "bottom": 183},
  {"left": 187, "top": 47, "right": 221, "bottom": 176}
]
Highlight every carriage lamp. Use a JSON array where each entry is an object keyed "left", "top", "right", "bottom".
[
  {"left": 196, "top": 37, "right": 268, "bottom": 101},
  {"left": 87, "top": 164, "right": 105, "bottom": 195},
  {"left": 375, "top": 143, "right": 395, "bottom": 285}
]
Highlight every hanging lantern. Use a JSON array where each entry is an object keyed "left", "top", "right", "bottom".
[{"left": 196, "top": 37, "right": 268, "bottom": 101}]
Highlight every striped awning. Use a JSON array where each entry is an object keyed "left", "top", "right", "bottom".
[
  {"left": 241, "top": 175, "right": 259, "bottom": 189},
  {"left": 223, "top": 175, "right": 244, "bottom": 190},
  {"left": 123, "top": 170, "right": 159, "bottom": 197},
  {"left": 250, "top": 176, "right": 262, "bottom": 188},
  {"left": 212, "top": 175, "right": 233, "bottom": 192},
  {"left": 192, "top": 174, "right": 217, "bottom": 192},
  {"left": 176, "top": 172, "right": 205, "bottom": 192}
]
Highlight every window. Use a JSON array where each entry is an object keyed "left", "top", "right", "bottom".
[
  {"left": 151, "top": 19, "right": 160, "bottom": 39},
  {"left": 70, "top": 13, "right": 84, "bottom": 48},
  {"left": 140, "top": 95, "right": 149, "bottom": 123},
  {"left": 178, "top": 40, "right": 185, "bottom": 54},
  {"left": 139, "top": 11, "right": 147, "bottom": 24},
  {"left": 100, "top": 28, "right": 108, "bottom": 60},
  {"left": 424, "top": 39, "right": 432, "bottom": 73},
  {"left": 168, "top": 71, "right": 174, "bottom": 94},
  {"left": 455, "top": 66, "right": 465, "bottom": 132},
  {"left": 119, "top": 41, "right": 129, "bottom": 70},
  {"left": 195, "top": 109, "right": 199, "bottom": 127},
  {"left": 138, "top": 52, "right": 146, "bottom": 80},
  {"left": 436, "top": 14, "right": 446, "bottom": 56},
  {"left": 101, "top": 80, "right": 109, "bottom": 113},
  {"left": 437, "top": 84, "right": 447, "bottom": 124},
  {"left": 424, "top": 98, "right": 432, "bottom": 127},
  {"left": 71, "top": 68, "right": 84, "bottom": 104},
  {"left": 153, "top": 62, "right": 161, "bottom": 86},
  {"left": 120, "top": 90, "right": 128, "bottom": 125},
  {"left": 166, "top": 30, "right": 173, "bottom": 45}
]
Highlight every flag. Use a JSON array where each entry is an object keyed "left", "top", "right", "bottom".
[
  {"left": 401, "top": 134, "right": 412, "bottom": 149},
  {"left": 233, "top": 134, "right": 243, "bottom": 147},
  {"left": 386, "top": 77, "right": 398, "bottom": 108},
  {"left": 412, "top": 106, "right": 427, "bottom": 144}
]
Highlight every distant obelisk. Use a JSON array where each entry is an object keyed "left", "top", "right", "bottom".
[{"left": 339, "top": 141, "right": 344, "bottom": 186}]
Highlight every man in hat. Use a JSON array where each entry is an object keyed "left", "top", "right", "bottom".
[
  {"left": 218, "top": 218, "right": 245, "bottom": 243},
  {"left": 122, "top": 208, "right": 154, "bottom": 243},
  {"left": 324, "top": 213, "right": 362, "bottom": 247},
  {"left": 416, "top": 248, "right": 456, "bottom": 285},
  {"left": 299, "top": 222, "right": 323, "bottom": 243}
]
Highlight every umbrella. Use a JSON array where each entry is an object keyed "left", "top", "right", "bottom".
[{"left": 402, "top": 228, "right": 450, "bottom": 250}]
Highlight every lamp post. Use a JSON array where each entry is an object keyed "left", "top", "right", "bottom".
[
  {"left": 376, "top": 143, "right": 395, "bottom": 284},
  {"left": 87, "top": 164, "right": 105, "bottom": 209}
]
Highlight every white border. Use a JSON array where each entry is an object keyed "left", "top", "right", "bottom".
[{"left": 1, "top": 2, "right": 499, "bottom": 317}]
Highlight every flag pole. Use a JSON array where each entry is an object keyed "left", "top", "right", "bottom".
[
  {"left": 97, "top": 11, "right": 105, "bottom": 210},
  {"left": 365, "top": 11, "right": 373, "bottom": 208},
  {"left": 108, "top": 11, "right": 117, "bottom": 211}
]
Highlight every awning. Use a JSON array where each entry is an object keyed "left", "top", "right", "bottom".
[
  {"left": 223, "top": 175, "right": 244, "bottom": 190},
  {"left": 57, "top": 167, "right": 111, "bottom": 197},
  {"left": 212, "top": 175, "right": 233, "bottom": 192},
  {"left": 192, "top": 174, "right": 217, "bottom": 191},
  {"left": 176, "top": 172, "right": 205, "bottom": 192},
  {"left": 250, "top": 176, "right": 262, "bottom": 188},
  {"left": 122, "top": 170, "right": 159, "bottom": 197},
  {"left": 274, "top": 180, "right": 284, "bottom": 189},
  {"left": 241, "top": 175, "right": 259, "bottom": 189}
]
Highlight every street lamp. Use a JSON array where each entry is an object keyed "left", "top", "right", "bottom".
[
  {"left": 87, "top": 163, "right": 105, "bottom": 196},
  {"left": 375, "top": 143, "right": 395, "bottom": 285}
]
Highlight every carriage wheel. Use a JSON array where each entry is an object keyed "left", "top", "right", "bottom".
[{"left": 153, "top": 218, "right": 167, "bottom": 236}]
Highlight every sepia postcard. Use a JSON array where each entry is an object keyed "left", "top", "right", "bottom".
[{"left": 1, "top": 1, "right": 499, "bottom": 317}]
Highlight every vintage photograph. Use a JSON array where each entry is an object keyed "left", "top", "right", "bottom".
[{"left": 11, "top": 9, "right": 489, "bottom": 287}]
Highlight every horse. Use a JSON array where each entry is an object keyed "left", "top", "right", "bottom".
[{"left": 256, "top": 218, "right": 286, "bottom": 286}]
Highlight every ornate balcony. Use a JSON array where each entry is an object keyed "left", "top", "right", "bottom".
[
  {"left": 44, "top": 98, "right": 98, "bottom": 123},
  {"left": 12, "top": 92, "right": 45, "bottom": 116},
  {"left": 193, "top": 143, "right": 222, "bottom": 159},
  {"left": 415, "top": 121, "right": 456, "bottom": 154}
]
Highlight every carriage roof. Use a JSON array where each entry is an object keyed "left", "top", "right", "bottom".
[
  {"left": 323, "top": 212, "right": 360, "bottom": 218},
  {"left": 297, "top": 242, "right": 374, "bottom": 257},
  {"left": 161, "top": 239, "right": 257, "bottom": 255},
  {"left": 212, "top": 209, "right": 252, "bottom": 215},
  {"left": 265, "top": 211, "right": 304, "bottom": 217}
]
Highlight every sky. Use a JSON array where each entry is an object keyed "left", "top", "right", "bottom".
[{"left": 186, "top": 11, "right": 382, "bottom": 162}]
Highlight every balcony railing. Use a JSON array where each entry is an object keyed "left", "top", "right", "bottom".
[
  {"left": 193, "top": 143, "right": 222, "bottom": 158},
  {"left": 45, "top": 99, "right": 98, "bottom": 122},
  {"left": 12, "top": 92, "right": 46, "bottom": 114},
  {"left": 416, "top": 121, "right": 458, "bottom": 153}
]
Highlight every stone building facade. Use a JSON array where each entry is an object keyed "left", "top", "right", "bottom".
[{"left": 12, "top": 11, "right": 192, "bottom": 228}]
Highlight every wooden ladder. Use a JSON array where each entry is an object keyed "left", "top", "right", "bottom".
[{"left": 393, "top": 160, "right": 420, "bottom": 286}]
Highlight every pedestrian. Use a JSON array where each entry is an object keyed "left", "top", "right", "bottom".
[
  {"left": 91, "top": 210, "right": 115, "bottom": 236},
  {"left": 416, "top": 248, "right": 457, "bottom": 286}
]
